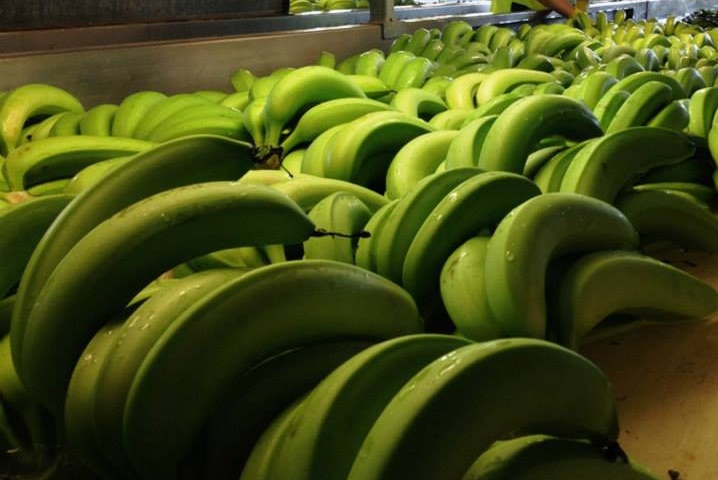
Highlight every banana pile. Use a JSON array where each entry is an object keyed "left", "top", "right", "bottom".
[{"left": 2, "top": 10, "right": 718, "bottom": 479}]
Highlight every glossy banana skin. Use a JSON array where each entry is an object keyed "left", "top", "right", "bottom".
[
  {"left": 464, "top": 434, "right": 661, "bottom": 480},
  {"left": 19, "top": 182, "right": 315, "bottom": 411},
  {"left": 122, "top": 260, "right": 421, "bottom": 479},
  {"left": 347, "top": 339, "right": 619, "bottom": 480},
  {"left": 477, "top": 95, "right": 602, "bottom": 174},
  {"left": 484, "top": 192, "right": 639, "bottom": 339},
  {"left": 552, "top": 250, "right": 718, "bottom": 349}
]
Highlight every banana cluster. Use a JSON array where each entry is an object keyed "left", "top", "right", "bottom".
[{"left": 2, "top": 10, "right": 718, "bottom": 480}]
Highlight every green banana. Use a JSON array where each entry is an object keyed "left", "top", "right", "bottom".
[
  {"left": 193, "top": 89, "right": 228, "bottom": 103},
  {"left": 346, "top": 74, "right": 394, "bottom": 99},
  {"left": 444, "top": 115, "right": 498, "bottom": 169},
  {"left": 605, "top": 80, "right": 673, "bottom": 134},
  {"left": 477, "top": 94, "right": 602, "bottom": 174},
  {"left": 244, "top": 98, "right": 268, "bottom": 147},
  {"left": 440, "top": 235, "right": 504, "bottom": 341},
  {"left": 474, "top": 68, "right": 557, "bottom": 105},
  {"left": 132, "top": 93, "right": 214, "bottom": 140},
  {"left": 384, "top": 129, "right": 459, "bottom": 200},
  {"left": 559, "top": 126, "right": 696, "bottom": 203},
  {"left": 374, "top": 167, "right": 485, "bottom": 283},
  {"left": 202, "top": 340, "right": 373, "bottom": 480},
  {"left": 10, "top": 135, "right": 257, "bottom": 384},
  {"left": 378, "top": 51, "right": 417, "bottom": 89},
  {"left": 441, "top": 20, "right": 474, "bottom": 46},
  {"left": 554, "top": 250, "right": 718, "bottom": 349},
  {"left": 427, "top": 109, "right": 471, "bottom": 130},
  {"left": 303, "top": 191, "right": 372, "bottom": 263},
  {"left": 532, "top": 140, "right": 592, "bottom": 193},
  {"left": 88, "top": 269, "right": 249, "bottom": 475},
  {"left": 632, "top": 181, "right": 716, "bottom": 205},
  {"left": 675, "top": 66, "right": 707, "bottom": 96},
  {"left": 347, "top": 338, "right": 619, "bottom": 480},
  {"left": 280, "top": 97, "right": 391, "bottom": 153},
  {"left": 444, "top": 72, "right": 487, "bottom": 110},
  {"left": 270, "top": 334, "right": 472, "bottom": 480},
  {"left": 460, "top": 91, "right": 526, "bottom": 126},
  {"left": 523, "top": 144, "right": 567, "bottom": 179},
  {"left": 78, "top": 103, "right": 120, "bottom": 137},
  {"left": 220, "top": 91, "right": 250, "bottom": 110},
  {"left": 603, "top": 54, "right": 645, "bottom": 79},
  {"left": 615, "top": 188, "right": 718, "bottom": 252},
  {"left": 402, "top": 172, "right": 540, "bottom": 327},
  {"left": 47, "top": 111, "right": 84, "bottom": 137},
  {"left": 464, "top": 434, "right": 661, "bottom": 480},
  {"left": 19, "top": 112, "right": 66, "bottom": 144},
  {"left": 354, "top": 49, "right": 386, "bottom": 77},
  {"left": 354, "top": 199, "right": 399, "bottom": 272},
  {"left": 20, "top": 181, "right": 315, "bottom": 410},
  {"left": 420, "top": 38, "right": 447, "bottom": 62},
  {"left": 122, "top": 260, "right": 421, "bottom": 479},
  {"left": 389, "top": 87, "right": 446, "bottom": 120},
  {"left": 263, "top": 66, "right": 366, "bottom": 146},
  {"left": 647, "top": 99, "right": 691, "bottom": 131},
  {"left": 64, "top": 312, "right": 136, "bottom": 480},
  {"left": 2, "top": 135, "right": 154, "bottom": 190},
  {"left": 597, "top": 71, "right": 688, "bottom": 108},
  {"left": 484, "top": 192, "right": 639, "bottom": 338},
  {"left": 300, "top": 123, "right": 345, "bottom": 176},
  {"left": 595, "top": 89, "right": 632, "bottom": 130},
  {"left": 0, "top": 194, "right": 74, "bottom": 300},
  {"left": 321, "top": 110, "right": 433, "bottom": 189},
  {"left": 145, "top": 102, "right": 249, "bottom": 143},
  {"left": 641, "top": 151, "right": 715, "bottom": 184},
  {"left": 392, "top": 56, "right": 436, "bottom": 90},
  {"left": 230, "top": 68, "right": 256, "bottom": 92},
  {"left": 688, "top": 86, "right": 718, "bottom": 138},
  {"left": 271, "top": 174, "right": 389, "bottom": 213},
  {"left": 111, "top": 90, "right": 167, "bottom": 138},
  {"left": 0, "top": 83, "right": 84, "bottom": 155},
  {"left": 62, "top": 156, "right": 132, "bottom": 195}
]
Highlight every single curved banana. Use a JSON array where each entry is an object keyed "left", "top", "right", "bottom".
[
  {"left": 444, "top": 115, "right": 498, "bottom": 169},
  {"left": 485, "top": 192, "right": 640, "bottom": 338},
  {"left": 574, "top": 71, "right": 619, "bottom": 111},
  {"left": 427, "top": 109, "right": 471, "bottom": 130},
  {"left": 203, "top": 340, "right": 373, "bottom": 480},
  {"left": 460, "top": 91, "right": 525, "bottom": 127},
  {"left": 122, "top": 259, "right": 422, "bottom": 479},
  {"left": 475, "top": 69, "right": 556, "bottom": 106},
  {"left": 271, "top": 174, "right": 389, "bottom": 213},
  {"left": 464, "top": 434, "right": 661, "bottom": 480},
  {"left": 688, "top": 86, "right": 718, "bottom": 138},
  {"left": 392, "top": 57, "right": 436, "bottom": 90},
  {"left": 354, "top": 49, "right": 386, "bottom": 77},
  {"left": 244, "top": 98, "right": 268, "bottom": 147},
  {"left": 230, "top": 68, "right": 256, "bottom": 92},
  {"left": 88, "top": 269, "right": 248, "bottom": 475},
  {"left": 478, "top": 95, "right": 602, "bottom": 174},
  {"left": 132, "top": 93, "right": 214, "bottom": 140},
  {"left": 647, "top": 98, "right": 691, "bottom": 131},
  {"left": 555, "top": 250, "right": 718, "bottom": 349},
  {"left": 111, "top": 90, "right": 167, "bottom": 138},
  {"left": 532, "top": 140, "right": 591, "bottom": 193},
  {"left": 346, "top": 74, "right": 394, "bottom": 99},
  {"left": 632, "top": 181, "right": 715, "bottom": 206},
  {"left": 303, "top": 191, "right": 372, "bottom": 263},
  {"left": 402, "top": 172, "right": 540, "bottom": 326},
  {"left": 559, "top": 126, "right": 696, "bottom": 203},
  {"left": 79, "top": 103, "right": 120, "bottom": 137},
  {"left": 47, "top": 111, "right": 84, "bottom": 137},
  {"left": 375, "top": 167, "right": 484, "bottom": 283},
  {"left": 62, "top": 156, "right": 132, "bottom": 195},
  {"left": 389, "top": 88, "right": 446, "bottom": 120},
  {"left": 219, "top": 90, "right": 250, "bottom": 110},
  {"left": 347, "top": 338, "right": 619, "bottom": 480},
  {"left": 263, "top": 66, "right": 366, "bottom": 146},
  {"left": 384, "top": 129, "right": 459, "bottom": 200},
  {"left": 444, "top": 73, "right": 488, "bottom": 110},
  {"left": 354, "top": 199, "right": 399, "bottom": 272},
  {"left": 594, "top": 89, "right": 632, "bottom": 130},
  {"left": 193, "top": 89, "right": 228, "bottom": 103},
  {"left": 675, "top": 66, "right": 707, "bottom": 96},
  {"left": 596, "top": 72, "right": 688, "bottom": 114},
  {"left": 300, "top": 123, "right": 346, "bottom": 177},
  {"left": 523, "top": 144, "right": 567, "bottom": 179},
  {"left": 270, "top": 334, "right": 472, "bottom": 480},
  {"left": 0, "top": 194, "right": 74, "bottom": 300},
  {"left": 441, "top": 20, "right": 474, "bottom": 46},
  {"left": 440, "top": 235, "right": 504, "bottom": 341},
  {"left": 2, "top": 135, "right": 154, "bottom": 190},
  {"left": 615, "top": 188, "right": 718, "bottom": 251},
  {"left": 603, "top": 54, "right": 645, "bottom": 80},
  {"left": 10, "top": 135, "right": 257, "bottom": 381},
  {"left": 605, "top": 80, "right": 674, "bottom": 134},
  {"left": 280, "top": 97, "right": 391, "bottom": 154},
  {"left": 322, "top": 110, "right": 433, "bottom": 188},
  {"left": 0, "top": 83, "right": 84, "bottom": 155},
  {"left": 19, "top": 112, "right": 67, "bottom": 144}
]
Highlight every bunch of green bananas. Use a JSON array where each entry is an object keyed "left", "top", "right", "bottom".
[{"left": 2, "top": 12, "right": 718, "bottom": 479}]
